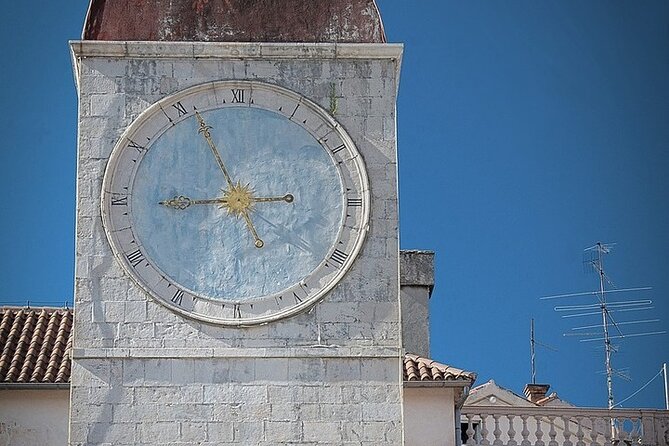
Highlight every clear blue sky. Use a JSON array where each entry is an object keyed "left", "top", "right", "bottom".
[{"left": 1, "top": 1, "right": 667, "bottom": 409}]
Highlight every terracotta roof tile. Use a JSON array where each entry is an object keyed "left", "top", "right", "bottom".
[
  {"left": 403, "top": 354, "right": 476, "bottom": 383},
  {"left": 0, "top": 307, "right": 73, "bottom": 384}
]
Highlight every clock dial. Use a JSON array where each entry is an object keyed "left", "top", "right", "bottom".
[{"left": 102, "top": 81, "right": 369, "bottom": 325}]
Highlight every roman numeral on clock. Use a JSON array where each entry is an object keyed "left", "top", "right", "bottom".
[
  {"left": 331, "top": 144, "right": 346, "bottom": 154},
  {"left": 233, "top": 304, "right": 242, "bottom": 318},
  {"left": 171, "top": 101, "right": 188, "bottom": 117},
  {"left": 231, "top": 89, "right": 245, "bottom": 103},
  {"left": 111, "top": 196, "right": 128, "bottom": 206},
  {"left": 329, "top": 249, "right": 349, "bottom": 267},
  {"left": 289, "top": 103, "right": 300, "bottom": 119},
  {"left": 347, "top": 198, "right": 362, "bottom": 207},
  {"left": 171, "top": 289, "right": 184, "bottom": 306},
  {"left": 127, "top": 139, "right": 146, "bottom": 153},
  {"left": 126, "top": 249, "right": 145, "bottom": 267}
]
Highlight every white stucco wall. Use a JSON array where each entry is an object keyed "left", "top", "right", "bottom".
[
  {"left": 0, "top": 389, "right": 69, "bottom": 446},
  {"left": 404, "top": 386, "right": 456, "bottom": 446}
]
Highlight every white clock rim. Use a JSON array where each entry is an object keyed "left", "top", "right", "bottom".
[{"left": 101, "top": 80, "right": 371, "bottom": 326}]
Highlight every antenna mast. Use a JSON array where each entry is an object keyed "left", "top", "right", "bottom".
[
  {"left": 531, "top": 319, "right": 536, "bottom": 385},
  {"left": 542, "top": 242, "right": 666, "bottom": 408},
  {"left": 592, "top": 242, "right": 615, "bottom": 409},
  {"left": 529, "top": 318, "right": 556, "bottom": 385}
]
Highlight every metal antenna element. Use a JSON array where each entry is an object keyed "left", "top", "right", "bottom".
[
  {"left": 662, "top": 362, "right": 669, "bottom": 410},
  {"left": 530, "top": 318, "right": 557, "bottom": 385},
  {"left": 542, "top": 242, "right": 666, "bottom": 409},
  {"left": 531, "top": 319, "right": 536, "bottom": 384}
]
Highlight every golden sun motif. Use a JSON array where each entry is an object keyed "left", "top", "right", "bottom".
[{"left": 221, "top": 182, "right": 255, "bottom": 216}]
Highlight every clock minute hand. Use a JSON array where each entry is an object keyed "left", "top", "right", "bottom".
[{"left": 194, "top": 110, "right": 235, "bottom": 188}]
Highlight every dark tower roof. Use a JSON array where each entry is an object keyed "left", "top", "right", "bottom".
[{"left": 83, "top": 0, "right": 386, "bottom": 43}]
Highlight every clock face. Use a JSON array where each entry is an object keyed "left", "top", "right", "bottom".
[{"left": 101, "top": 81, "right": 369, "bottom": 325}]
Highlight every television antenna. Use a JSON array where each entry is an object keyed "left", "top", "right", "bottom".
[
  {"left": 530, "top": 318, "right": 557, "bottom": 385},
  {"left": 541, "top": 242, "right": 666, "bottom": 409}
]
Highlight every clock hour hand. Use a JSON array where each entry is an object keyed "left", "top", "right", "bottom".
[
  {"left": 194, "top": 110, "right": 235, "bottom": 189},
  {"left": 159, "top": 195, "right": 225, "bottom": 210}
]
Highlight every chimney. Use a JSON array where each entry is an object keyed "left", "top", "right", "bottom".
[
  {"left": 399, "top": 250, "right": 434, "bottom": 358},
  {"left": 524, "top": 384, "right": 550, "bottom": 404}
]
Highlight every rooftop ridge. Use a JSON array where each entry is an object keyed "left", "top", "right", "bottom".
[{"left": 404, "top": 353, "right": 477, "bottom": 383}]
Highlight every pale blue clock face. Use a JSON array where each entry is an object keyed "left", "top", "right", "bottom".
[
  {"left": 131, "top": 107, "right": 344, "bottom": 301},
  {"left": 104, "top": 81, "right": 369, "bottom": 324}
]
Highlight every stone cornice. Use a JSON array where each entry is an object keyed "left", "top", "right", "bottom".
[
  {"left": 69, "top": 40, "right": 404, "bottom": 98},
  {"left": 69, "top": 41, "right": 403, "bottom": 61},
  {"left": 72, "top": 346, "right": 402, "bottom": 359}
]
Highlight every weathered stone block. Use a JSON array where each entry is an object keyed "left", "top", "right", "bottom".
[
  {"left": 138, "top": 421, "right": 179, "bottom": 443},
  {"left": 264, "top": 420, "right": 301, "bottom": 442},
  {"left": 303, "top": 421, "right": 342, "bottom": 442},
  {"left": 206, "top": 422, "right": 234, "bottom": 442},
  {"left": 180, "top": 421, "right": 208, "bottom": 443}
]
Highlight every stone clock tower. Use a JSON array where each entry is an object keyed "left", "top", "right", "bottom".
[{"left": 70, "top": 1, "right": 403, "bottom": 444}]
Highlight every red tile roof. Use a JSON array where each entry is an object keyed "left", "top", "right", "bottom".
[
  {"left": 0, "top": 307, "right": 73, "bottom": 384},
  {"left": 403, "top": 354, "right": 476, "bottom": 383}
]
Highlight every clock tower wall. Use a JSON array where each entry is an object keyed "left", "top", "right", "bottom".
[
  {"left": 72, "top": 42, "right": 403, "bottom": 349},
  {"left": 70, "top": 42, "right": 404, "bottom": 445}
]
